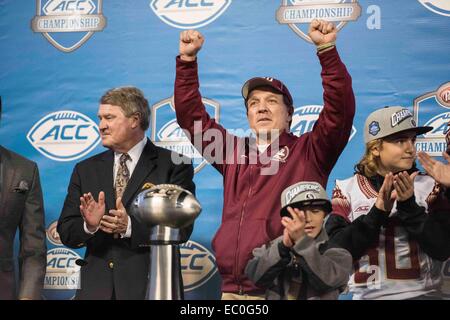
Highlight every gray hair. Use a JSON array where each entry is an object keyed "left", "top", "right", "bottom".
[{"left": 100, "top": 86, "right": 150, "bottom": 130}]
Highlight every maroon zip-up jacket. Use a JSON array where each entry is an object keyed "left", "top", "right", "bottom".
[{"left": 174, "top": 47, "right": 355, "bottom": 295}]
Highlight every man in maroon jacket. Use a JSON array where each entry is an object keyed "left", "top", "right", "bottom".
[{"left": 174, "top": 19, "right": 355, "bottom": 299}]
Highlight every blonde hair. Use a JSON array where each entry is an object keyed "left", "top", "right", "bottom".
[{"left": 354, "top": 139, "right": 383, "bottom": 177}]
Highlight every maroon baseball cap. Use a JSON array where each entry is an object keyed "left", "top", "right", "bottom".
[{"left": 241, "top": 77, "right": 293, "bottom": 107}]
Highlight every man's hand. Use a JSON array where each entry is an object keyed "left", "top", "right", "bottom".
[
  {"left": 281, "top": 207, "right": 307, "bottom": 247},
  {"left": 418, "top": 151, "right": 450, "bottom": 187},
  {"left": 375, "top": 172, "right": 396, "bottom": 213},
  {"left": 394, "top": 171, "right": 418, "bottom": 202},
  {"left": 179, "top": 30, "right": 204, "bottom": 62},
  {"left": 308, "top": 19, "right": 337, "bottom": 47},
  {"left": 80, "top": 192, "right": 105, "bottom": 232},
  {"left": 100, "top": 197, "right": 128, "bottom": 234}
]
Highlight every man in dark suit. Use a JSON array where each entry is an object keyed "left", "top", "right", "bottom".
[
  {"left": 57, "top": 86, "right": 195, "bottom": 300},
  {"left": 0, "top": 145, "right": 47, "bottom": 300}
]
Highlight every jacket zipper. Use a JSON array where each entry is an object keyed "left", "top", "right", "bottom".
[{"left": 234, "top": 165, "right": 253, "bottom": 293}]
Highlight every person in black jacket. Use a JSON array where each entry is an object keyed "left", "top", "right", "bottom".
[
  {"left": 0, "top": 146, "right": 47, "bottom": 300},
  {"left": 57, "top": 87, "right": 195, "bottom": 300}
]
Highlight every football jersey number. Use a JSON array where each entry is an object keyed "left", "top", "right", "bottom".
[{"left": 354, "top": 219, "right": 421, "bottom": 284}]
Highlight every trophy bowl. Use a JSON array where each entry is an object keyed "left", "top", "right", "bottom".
[{"left": 131, "top": 184, "right": 201, "bottom": 229}]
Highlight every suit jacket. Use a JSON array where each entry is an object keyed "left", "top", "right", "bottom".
[
  {"left": 0, "top": 146, "right": 47, "bottom": 300},
  {"left": 57, "top": 139, "right": 195, "bottom": 300}
]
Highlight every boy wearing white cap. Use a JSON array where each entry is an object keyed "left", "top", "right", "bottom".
[
  {"left": 326, "top": 106, "right": 450, "bottom": 300},
  {"left": 245, "top": 181, "right": 352, "bottom": 300}
]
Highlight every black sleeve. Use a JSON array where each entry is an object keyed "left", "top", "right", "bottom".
[
  {"left": 18, "top": 163, "right": 47, "bottom": 300},
  {"left": 396, "top": 195, "right": 450, "bottom": 261},
  {"left": 57, "top": 164, "right": 96, "bottom": 249},
  {"left": 325, "top": 205, "right": 389, "bottom": 260}
]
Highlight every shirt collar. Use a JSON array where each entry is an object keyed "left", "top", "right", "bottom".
[{"left": 114, "top": 136, "right": 147, "bottom": 164}]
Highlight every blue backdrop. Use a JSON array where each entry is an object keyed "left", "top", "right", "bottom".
[{"left": 1, "top": 0, "right": 449, "bottom": 299}]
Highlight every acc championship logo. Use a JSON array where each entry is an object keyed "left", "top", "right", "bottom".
[
  {"left": 417, "top": 0, "right": 450, "bottom": 17},
  {"left": 149, "top": 0, "right": 232, "bottom": 29},
  {"left": 180, "top": 241, "right": 218, "bottom": 291},
  {"left": 44, "top": 248, "right": 81, "bottom": 290},
  {"left": 151, "top": 96, "right": 220, "bottom": 173},
  {"left": 414, "top": 82, "right": 450, "bottom": 156},
  {"left": 276, "top": 0, "right": 362, "bottom": 43},
  {"left": 291, "top": 105, "right": 357, "bottom": 140},
  {"left": 31, "top": 0, "right": 107, "bottom": 52},
  {"left": 27, "top": 110, "right": 100, "bottom": 162},
  {"left": 46, "top": 221, "right": 63, "bottom": 246}
]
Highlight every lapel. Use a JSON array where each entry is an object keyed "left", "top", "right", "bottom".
[
  {"left": 99, "top": 150, "right": 116, "bottom": 210},
  {"left": 0, "top": 146, "right": 18, "bottom": 216},
  {"left": 121, "top": 139, "right": 158, "bottom": 208}
]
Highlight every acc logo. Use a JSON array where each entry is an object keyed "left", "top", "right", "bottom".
[
  {"left": 414, "top": 82, "right": 450, "bottom": 156},
  {"left": 291, "top": 105, "right": 357, "bottom": 140},
  {"left": 180, "top": 240, "right": 218, "bottom": 291},
  {"left": 44, "top": 248, "right": 81, "bottom": 290},
  {"left": 417, "top": 0, "right": 450, "bottom": 17},
  {"left": 31, "top": 0, "right": 107, "bottom": 52},
  {"left": 46, "top": 221, "right": 62, "bottom": 246},
  {"left": 151, "top": 96, "right": 220, "bottom": 173},
  {"left": 27, "top": 110, "right": 100, "bottom": 162},
  {"left": 149, "top": 0, "right": 232, "bottom": 29},
  {"left": 276, "top": 0, "right": 361, "bottom": 43}
]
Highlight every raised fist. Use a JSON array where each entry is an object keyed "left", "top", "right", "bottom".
[
  {"left": 179, "top": 30, "right": 205, "bottom": 62},
  {"left": 308, "top": 19, "right": 337, "bottom": 46}
]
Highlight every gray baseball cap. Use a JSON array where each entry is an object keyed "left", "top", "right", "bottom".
[
  {"left": 364, "top": 106, "right": 433, "bottom": 143},
  {"left": 280, "top": 181, "right": 332, "bottom": 217}
]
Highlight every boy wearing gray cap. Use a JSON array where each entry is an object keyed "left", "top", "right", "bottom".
[
  {"left": 326, "top": 106, "right": 450, "bottom": 300},
  {"left": 245, "top": 181, "right": 352, "bottom": 300}
]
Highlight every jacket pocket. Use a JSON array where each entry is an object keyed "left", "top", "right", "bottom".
[
  {"left": 211, "top": 219, "right": 239, "bottom": 276},
  {"left": 239, "top": 219, "right": 272, "bottom": 262}
]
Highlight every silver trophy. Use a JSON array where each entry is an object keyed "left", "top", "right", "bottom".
[{"left": 131, "top": 184, "right": 201, "bottom": 300}]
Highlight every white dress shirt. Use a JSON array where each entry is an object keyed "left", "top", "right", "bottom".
[{"left": 84, "top": 136, "right": 148, "bottom": 237}]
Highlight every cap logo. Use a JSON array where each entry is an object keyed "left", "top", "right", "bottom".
[
  {"left": 264, "top": 77, "right": 274, "bottom": 82},
  {"left": 391, "top": 109, "right": 413, "bottom": 127},
  {"left": 285, "top": 184, "right": 320, "bottom": 205},
  {"left": 305, "top": 192, "right": 316, "bottom": 200},
  {"left": 368, "top": 121, "right": 380, "bottom": 136}
]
